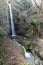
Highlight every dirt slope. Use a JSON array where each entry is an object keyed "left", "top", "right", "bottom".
[{"left": 3, "top": 37, "right": 26, "bottom": 65}]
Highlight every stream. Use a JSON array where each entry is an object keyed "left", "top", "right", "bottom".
[
  {"left": 8, "top": 4, "right": 16, "bottom": 37},
  {"left": 8, "top": 3, "right": 41, "bottom": 65},
  {"left": 22, "top": 46, "right": 35, "bottom": 65}
]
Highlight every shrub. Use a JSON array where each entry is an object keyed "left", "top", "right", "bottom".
[
  {"left": 26, "top": 19, "right": 39, "bottom": 39},
  {"left": 0, "top": 26, "right": 7, "bottom": 45},
  {"left": 0, "top": 26, "right": 7, "bottom": 57},
  {"left": 21, "top": 63, "right": 31, "bottom": 65},
  {"left": 24, "top": 42, "right": 32, "bottom": 52},
  {"left": 0, "top": 26, "right": 7, "bottom": 65},
  {"left": 0, "top": 58, "right": 3, "bottom": 65}
]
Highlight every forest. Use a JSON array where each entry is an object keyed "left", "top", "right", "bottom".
[{"left": 0, "top": 0, "right": 43, "bottom": 65}]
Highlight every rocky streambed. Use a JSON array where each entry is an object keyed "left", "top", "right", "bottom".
[
  {"left": 2, "top": 36, "right": 43, "bottom": 65},
  {"left": 3, "top": 37, "right": 27, "bottom": 65},
  {"left": 15, "top": 35, "right": 43, "bottom": 65}
]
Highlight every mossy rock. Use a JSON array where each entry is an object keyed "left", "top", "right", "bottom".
[
  {"left": 21, "top": 63, "right": 32, "bottom": 65},
  {"left": 40, "top": 54, "right": 43, "bottom": 60},
  {"left": 24, "top": 42, "right": 33, "bottom": 52},
  {"left": 22, "top": 48, "right": 25, "bottom": 56},
  {"left": 39, "top": 52, "right": 43, "bottom": 60}
]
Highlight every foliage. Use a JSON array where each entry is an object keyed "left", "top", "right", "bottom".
[
  {"left": 15, "top": 0, "right": 32, "bottom": 12},
  {"left": 0, "top": 26, "right": 7, "bottom": 45},
  {"left": 0, "top": 58, "right": 4, "bottom": 65},
  {"left": 26, "top": 19, "right": 39, "bottom": 39},
  {"left": 21, "top": 63, "right": 31, "bottom": 65},
  {"left": 24, "top": 42, "right": 32, "bottom": 52},
  {"left": 0, "top": 26, "right": 7, "bottom": 57},
  {"left": 0, "top": 0, "right": 2, "bottom": 7},
  {"left": 0, "top": 26, "right": 7, "bottom": 65},
  {"left": 22, "top": 48, "right": 24, "bottom": 56}
]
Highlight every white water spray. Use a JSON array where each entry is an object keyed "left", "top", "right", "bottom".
[
  {"left": 8, "top": 4, "right": 16, "bottom": 37},
  {"left": 8, "top": 3, "right": 35, "bottom": 65},
  {"left": 13, "top": 39, "right": 35, "bottom": 65},
  {"left": 22, "top": 46, "right": 35, "bottom": 65}
]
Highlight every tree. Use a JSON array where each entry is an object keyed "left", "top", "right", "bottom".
[
  {"left": 33, "top": 0, "right": 43, "bottom": 13},
  {"left": 14, "top": 0, "right": 32, "bottom": 12},
  {"left": 33, "top": 0, "right": 43, "bottom": 37}
]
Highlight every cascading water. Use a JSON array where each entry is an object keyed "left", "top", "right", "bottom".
[
  {"left": 13, "top": 39, "right": 35, "bottom": 65},
  {"left": 22, "top": 46, "right": 35, "bottom": 65},
  {"left": 8, "top": 3, "right": 35, "bottom": 65},
  {"left": 8, "top": 4, "right": 16, "bottom": 37}
]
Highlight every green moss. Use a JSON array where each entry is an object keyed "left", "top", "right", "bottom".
[
  {"left": 21, "top": 63, "right": 32, "bottom": 65},
  {"left": 38, "top": 53, "right": 43, "bottom": 60},
  {"left": 22, "top": 48, "right": 24, "bottom": 56},
  {"left": 0, "top": 0, "right": 2, "bottom": 6},
  {"left": 15, "top": 36, "right": 26, "bottom": 46},
  {"left": 24, "top": 42, "right": 32, "bottom": 52}
]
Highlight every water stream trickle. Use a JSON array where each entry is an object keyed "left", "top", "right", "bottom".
[
  {"left": 22, "top": 46, "right": 35, "bottom": 65},
  {"left": 8, "top": 4, "right": 16, "bottom": 37},
  {"left": 8, "top": 3, "right": 35, "bottom": 65}
]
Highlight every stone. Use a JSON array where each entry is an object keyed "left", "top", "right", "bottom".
[{"left": 39, "top": 51, "right": 43, "bottom": 60}]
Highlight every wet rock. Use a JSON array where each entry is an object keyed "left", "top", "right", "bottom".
[
  {"left": 33, "top": 54, "right": 42, "bottom": 65},
  {"left": 34, "top": 39, "right": 43, "bottom": 60},
  {"left": 35, "top": 59, "right": 42, "bottom": 65},
  {"left": 39, "top": 51, "right": 43, "bottom": 60}
]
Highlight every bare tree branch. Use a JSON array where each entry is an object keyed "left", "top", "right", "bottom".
[{"left": 33, "top": 0, "right": 43, "bottom": 13}]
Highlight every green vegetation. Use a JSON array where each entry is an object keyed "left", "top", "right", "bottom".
[
  {"left": 24, "top": 42, "right": 32, "bottom": 52},
  {"left": 0, "top": 26, "right": 7, "bottom": 65},
  {"left": 0, "top": 58, "right": 4, "bottom": 65},
  {"left": 15, "top": 0, "right": 32, "bottom": 12},
  {"left": 0, "top": 0, "right": 43, "bottom": 65},
  {"left": 26, "top": 19, "right": 39, "bottom": 39},
  {"left": 21, "top": 63, "right": 32, "bottom": 65},
  {"left": 22, "top": 48, "right": 24, "bottom": 56},
  {"left": 0, "top": 26, "right": 7, "bottom": 45}
]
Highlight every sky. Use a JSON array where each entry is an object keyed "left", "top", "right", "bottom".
[
  {"left": 31, "top": 0, "right": 42, "bottom": 6},
  {"left": 16, "top": 0, "right": 42, "bottom": 6}
]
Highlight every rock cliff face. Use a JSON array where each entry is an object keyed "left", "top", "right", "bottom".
[
  {"left": 8, "top": 0, "right": 38, "bottom": 37},
  {"left": 0, "top": 0, "right": 38, "bottom": 36},
  {"left": 0, "top": 0, "right": 43, "bottom": 38},
  {"left": 0, "top": 0, "right": 28, "bottom": 35},
  {"left": 0, "top": 0, "right": 43, "bottom": 65},
  {"left": 0, "top": 0, "right": 10, "bottom": 33}
]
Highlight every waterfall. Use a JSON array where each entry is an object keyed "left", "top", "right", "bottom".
[
  {"left": 8, "top": 3, "right": 35, "bottom": 65},
  {"left": 8, "top": 4, "right": 16, "bottom": 37},
  {"left": 13, "top": 39, "right": 35, "bottom": 65},
  {"left": 22, "top": 46, "right": 35, "bottom": 65}
]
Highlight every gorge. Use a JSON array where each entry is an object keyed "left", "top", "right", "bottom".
[
  {"left": 0, "top": 0, "right": 43, "bottom": 65},
  {"left": 8, "top": 3, "right": 35, "bottom": 65}
]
